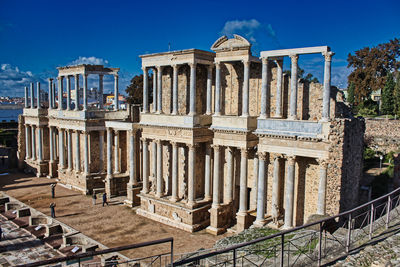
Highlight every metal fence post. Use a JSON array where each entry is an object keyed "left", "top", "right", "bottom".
[
  {"left": 280, "top": 234, "right": 284, "bottom": 267},
  {"left": 346, "top": 213, "right": 352, "bottom": 254},
  {"left": 386, "top": 195, "right": 391, "bottom": 230},
  {"left": 318, "top": 222, "right": 323, "bottom": 266},
  {"left": 369, "top": 203, "right": 374, "bottom": 240},
  {"left": 170, "top": 239, "right": 174, "bottom": 267},
  {"left": 233, "top": 248, "right": 237, "bottom": 267}
]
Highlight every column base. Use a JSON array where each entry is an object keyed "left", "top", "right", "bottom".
[
  {"left": 206, "top": 204, "right": 233, "bottom": 235},
  {"left": 236, "top": 212, "right": 254, "bottom": 233},
  {"left": 206, "top": 226, "right": 226, "bottom": 235},
  {"left": 48, "top": 161, "right": 58, "bottom": 178},
  {"left": 126, "top": 183, "right": 142, "bottom": 207},
  {"left": 253, "top": 219, "right": 267, "bottom": 228}
]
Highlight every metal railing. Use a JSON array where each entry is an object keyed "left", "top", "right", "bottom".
[{"left": 174, "top": 186, "right": 400, "bottom": 266}]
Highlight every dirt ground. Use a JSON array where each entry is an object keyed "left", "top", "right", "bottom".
[{"left": 0, "top": 172, "right": 230, "bottom": 259}]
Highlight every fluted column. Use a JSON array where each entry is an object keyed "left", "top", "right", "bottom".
[
  {"left": 284, "top": 155, "right": 296, "bottom": 228},
  {"left": 129, "top": 130, "right": 137, "bottom": 185},
  {"left": 84, "top": 131, "right": 89, "bottom": 175},
  {"left": 156, "top": 66, "right": 163, "bottom": 113},
  {"left": 189, "top": 63, "right": 197, "bottom": 115},
  {"left": 289, "top": 54, "right": 299, "bottom": 120},
  {"left": 242, "top": 60, "right": 250, "bottom": 117},
  {"left": 271, "top": 155, "right": 281, "bottom": 220},
  {"left": 57, "top": 77, "right": 63, "bottom": 110},
  {"left": 238, "top": 148, "right": 249, "bottom": 213},
  {"left": 141, "top": 138, "right": 149, "bottom": 194},
  {"left": 142, "top": 68, "right": 149, "bottom": 113},
  {"left": 106, "top": 128, "right": 112, "bottom": 178},
  {"left": 36, "top": 82, "right": 41, "bottom": 109},
  {"left": 260, "top": 58, "right": 269, "bottom": 118},
  {"left": 99, "top": 130, "right": 104, "bottom": 172},
  {"left": 188, "top": 144, "right": 197, "bottom": 206},
  {"left": 152, "top": 68, "right": 157, "bottom": 113},
  {"left": 48, "top": 79, "right": 53, "bottom": 109},
  {"left": 31, "top": 125, "right": 36, "bottom": 161},
  {"left": 52, "top": 82, "right": 56, "bottom": 109},
  {"left": 99, "top": 74, "right": 104, "bottom": 109},
  {"left": 151, "top": 141, "right": 157, "bottom": 188},
  {"left": 25, "top": 125, "right": 31, "bottom": 159},
  {"left": 226, "top": 147, "right": 234, "bottom": 204},
  {"left": 67, "top": 130, "right": 72, "bottom": 170},
  {"left": 206, "top": 65, "right": 213, "bottom": 115},
  {"left": 24, "top": 86, "right": 29, "bottom": 108},
  {"left": 172, "top": 65, "right": 178, "bottom": 115},
  {"left": 317, "top": 159, "right": 328, "bottom": 215},
  {"left": 59, "top": 128, "right": 65, "bottom": 168},
  {"left": 251, "top": 154, "right": 259, "bottom": 210},
  {"left": 75, "top": 131, "right": 81, "bottom": 172},
  {"left": 322, "top": 51, "right": 334, "bottom": 121},
  {"left": 83, "top": 74, "right": 88, "bottom": 111},
  {"left": 214, "top": 62, "right": 221, "bottom": 115},
  {"left": 30, "top": 83, "right": 35, "bottom": 109},
  {"left": 114, "top": 130, "right": 120, "bottom": 174},
  {"left": 212, "top": 145, "right": 221, "bottom": 207},
  {"left": 204, "top": 145, "right": 212, "bottom": 201},
  {"left": 66, "top": 76, "right": 71, "bottom": 110},
  {"left": 275, "top": 59, "right": 283, "bottom": 118},
  {"left": 37, "top": 126, "right": 43, "bottom": 163},
  {"left": 74, "top": 74, "right": 80, "bottom": 111},
  {"left": 49, "top": 127, "right": 54, "bottom": 162},
  {"left": 114, "top": 74, "right": 119, "bottom": 110},
  {"left": 255, "top": 152, "right": 268, "bottom": 225},
  {"left": 171, "top": 142, "right": 178, "bottom": 202},
  {"left": 156, "top": 140, "right": 163, "bottom": 197}
]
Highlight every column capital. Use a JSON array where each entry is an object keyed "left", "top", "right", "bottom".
[
  {"left": 257, "top": 151, "right": 269, "bottom": 162},
  {"left": 114, "top": 74, "right": 119, "bottom": 79},
  {"left": 322, "top": 51, "right": 335, "bottom": 62},
  {"left": 99, "top": 74, "right": 104, "bottom": 78},
  {"left": 316, "top": 158, "right": 329, "bottom": 168},
  {"left": 57, "top": 76, "right": 64, "bottom": 81},
  {"left": 172, "top": 64, "right": 179, "bottom": 71},
  {"left": 242, "top": 60, "right": 251, "bottom": 67},
  {"left": 289, "top": 54, "right": 299, "bottom": 63},
  {"left": 240, "top": 147, "right": 250, "bottom": 157},
  {"left": 187, "top": 143, "right": 199, "bottom": 150},
  {"left": 140, "top": 137, "right": 148, "bottom": 143},
  {"left": 114, "top": 129, "right": 120, "bottom": 135},
  {"left": 286, "top": 155, "right": 296, "bottom": 165},
  {"left": 261, "top": 57, "right": 269, "bottom": 64},
  {"left": 188, "top": 62, "right": 197, "bottom": 68},
  {"left": 274, "top": 58, "right": 284, "bottom": 66},
  {"left": 83, "top": 131, "right": 89, "bottom": 136},
  {"left": 273, "top": 153, "right": 284, "bottom": 160},
  {"left": 74, "top": 129, "right": 81, "bottom": 134},
  {"left": 74, "top": 74, "right": 80, "bottom": 78},
  {"left": 170, "top": 141, "right": 179, "bottom": 147},
  {"left": 156, "top": 65, "right": 163, "bottom": 72},
  {"left": 48, "top": 78, "right": 54, "bottom": 82},
  {"left": 207, "top": 64, "right": 213, "bottom": 71},
  {"left": 215, "top": 61, "right": 221, "bottom": 69},
  {"left": 211, "top": 144, "right": 221, "bottom": 151}
]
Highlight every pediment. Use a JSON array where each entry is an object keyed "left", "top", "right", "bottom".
[{"left": 211, "top": 34, "right": 251, "bottom": 52}]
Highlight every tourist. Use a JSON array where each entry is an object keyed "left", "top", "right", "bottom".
[
  {"left": 50, "top": 202, "right": 56, "bottom": 218},
  {"left": 102, "top": 193, "right": 108, "bottom": 206},
  {"left": 92, "top": 192, "right": 97, "bottom": 205},
  {"left": 0, "top": 225, "right": 2, "bottom": 241},
  {"left": 50, "top": 184, "right": 56, "bottom": 198}
]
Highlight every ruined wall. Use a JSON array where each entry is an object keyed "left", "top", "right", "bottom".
[
  {"left": 17, "top": 115, "right": 26, "bottom": 169},
  {"left": 364, "top": 118, "right": 400, "bottom": 153}
]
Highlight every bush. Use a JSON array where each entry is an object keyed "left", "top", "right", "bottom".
[
  {"left": 364, "top": 147, "right": 376, "bottom": 161},
  {"left": 384, "top": 151, "right": 396, "bottom": 164}
]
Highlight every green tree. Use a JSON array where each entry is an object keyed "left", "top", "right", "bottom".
[
  {"left": 125, "top": 73, "right": 153, "bottom": 105},
  {"left": 381, "top": 73, "right": 395, "bottom": 115},
  {"left": 347, "top": 82, "right": 355, "bottom": 107},
  {"left": 283, "top": 67, "right": 319, "bottom": 83},
  {"left": 395, "top": 73, "right": 400, "bottom": 117}
]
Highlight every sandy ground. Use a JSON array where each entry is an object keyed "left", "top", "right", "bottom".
[{"left": 0, "top": 172, "right": 229, "bottom": 260}]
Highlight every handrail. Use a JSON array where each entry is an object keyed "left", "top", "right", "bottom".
[
  {"left": 174, "top": 186, "right": 400, "bottom": 265},
  {"left": 19, "top": 237, "right": 174, "bottom": 267}
]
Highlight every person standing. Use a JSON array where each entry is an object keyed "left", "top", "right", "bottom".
[
  {"left": 102, "top": 193, "right": 108, "bottom": 207},
  {"left": 92, "top": 192, "right": 97, "bottom": 205},
  {"left": 50, "top": 184, "right": 56, "bottom": 198},
  {"left": 50, "top": 202, "right": 56, "bottom": 218}
]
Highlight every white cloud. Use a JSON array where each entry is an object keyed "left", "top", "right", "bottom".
[
  {"left": 68, "top": 56, "right": 109, "bottom": 66},
  {"left": 332, "top": 65, "right": 352, "bottom": 89},
  {"left": 221, "top": 19, "right": 261, "bottom": 43}
]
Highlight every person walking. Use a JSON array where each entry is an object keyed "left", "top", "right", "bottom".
[
  {"left": 102, "top": 193, "right": 108, "bottom": 207},
  {"left": 50, "top": 202, "right": 56, "bottom": 218},
  {"left": 92, "top": 192, "right": 97, "bottom": 205},
  {"left": 50, "top": 184, "right": 56, "bottom": 198}
]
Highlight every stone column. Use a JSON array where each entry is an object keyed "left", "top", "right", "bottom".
[
  {"left": 275, "top": 59, "right": 283, "bottom": 118},
  {"left": 66, "top": 76, "right": 71, "bottom": 110},
  {"left": 171, "top": 65, "right": 178, "bottom": 115},
  {"left": 106, "top": 128, "right": 112, "bottom": 178},
  {"left": 49, "top": 127, "right": 54, "bottom": 162},
  {"left": 24, "top": 86, "right": 29, "bottom": 108},
  {"left": 31, "top": 125, "right": 36, "bottom": 161},
  {"left": 84, "top": 131, "right": 89, "bottom": 175},
  {"left": 59, "top": 129, "right": 65, "bottom": 168},
  {"left": 189, "top": 63, "right": 197, "bottom": 115},
  {"left": 271, "top": 155, "right": 281, "bottom": 221},
  {"left": 141, "top": 138, "right": 149, "bottom": 194},
  {"left": 226, "top": 147, "right": 234, "bottom": 204},
  {"left": 289, "top": 54, "right": 299, "bottom": 120},
  {"left": 156, "top": 140, "right": 163, "bottom": 197},
  {"left": 52, "top": 82, "right": 56, "bottom": 109},
  {"left": 25, "top": 125, "right": 31, "bottom": 159},
  {"left": 242, "top": 60, "right": 250, "bottom": 117},
  {"left": 129, "top": 130, "right": 137, "bottom": 185},
  {"left": 142, "top": 68, "right": 149, "bottom": 113},
  {"left": 255, "top": 152, "right": 268, "bottom": 226},
  {"left": 204, "top": 145, "right": 212, "bottom": 201},
  {"left": 83, "top": 74, "right": 88, "bottom": 111},
  {"left": 188, "top": 144, "right": 196, "bottom": 206},
  {"left": 215, "top": 62, "right": 221, "bottom": 115},
  {"left": 75, "top": 131, "right": 81, "bottom": 172},
  {"left": 36, "top": 82, "right": 41, "bottom": 109},
  {"left": 317, "top": 159, "right": 328, "bottom": 215},
  {"left": 37, "top": 126, "right": 43, "bottom": 162},
  {"left": 322, "top": 51, "right": 334, "bottom": 121},
  {"left": 171, "top": 142, "right": 178, "bottom": 202},
  {"left": 152, "top": 68, "right": 157, "bottom": 113},
  {"left": 57, "top": 77, "right": 63, "bottom": 110},
  {"left": 212, "top": 145, "right": 221, "bottom": 207},
  {"left": 260, "top": 58, "right": 269, "bottom": 118},
  {"left": 206, "top": 65, "right": 213, "bottom": 115},
  {"left": 251, "top": 154, "right": 259, "bottom": 210},
  {"left": 114, "top": 74, "right": 119, "bottom": 110},
  {"left": 48, "top": 79, "right": 53, "bottom": 109},
  {"left": 99, "top": 74, "right": 104, "bottom": 109},
  {"left": 99, "top": 130, "right": 104, "bottom": 172},
  {"left": 74, "top": 74, "right": 80, "bottom": 111},
  {"left": 67, "top": 130, "right": 72, "bottom": 170},
  {"left": 156, "top": 66, "right": 163, "bottom": 113},
  {"left": 30, "top": 83, "right": 35, "bottom": 109},
  {"left": 284, "top": 155, "right": 296, "bottom": 228},
  {"left": 238, "top": 148, "right": 249, "bottom": 213},
  {"left": 114, "top": 130, "right": 120, "bottom": 174}
]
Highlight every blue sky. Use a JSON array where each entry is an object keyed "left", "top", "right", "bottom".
[{"left": 0, "top": 0, "right": 399, "bottom": 96}]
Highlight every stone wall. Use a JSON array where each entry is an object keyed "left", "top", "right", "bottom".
[
  {"left": 17, "top": 115, "right": 25, "bottom": 169},
  {"left": 365, "top": 119, "right": 400, "bottom": 153}
]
